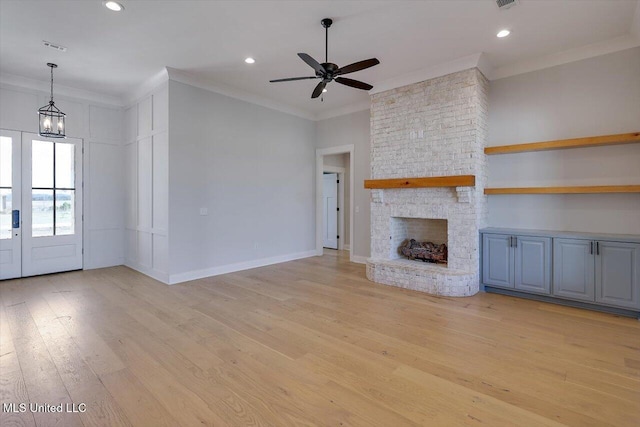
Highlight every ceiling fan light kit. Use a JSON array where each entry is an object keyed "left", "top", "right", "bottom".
[{"left": 270, "top": 17, "right": 380, "bottom": 99}]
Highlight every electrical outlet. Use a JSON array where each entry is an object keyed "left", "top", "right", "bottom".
[
  {"left": 254, "top": 242, "right": 259, "bottom": 250},
  {"left": 355, "top": 206, "right": 360, "bottom": 213},
  {"left": 199, "top": 208, "right": 208, "bottom": 216}
]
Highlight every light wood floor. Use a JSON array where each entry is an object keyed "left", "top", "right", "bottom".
[{"left": 1, "top": 250, "right": 639, "bottom": 427}]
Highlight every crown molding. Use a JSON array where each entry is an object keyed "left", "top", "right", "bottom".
[
  {"left": 488, "top": 34, "right": 640, "bottom": 81},
  {"left": 165, "top": 67, "right": 316, "bottom": 121},
  {"left": 314, "top": 100, "right": 370, "bottom": 121},
  {"left": 123, "top": 68, "right": 169, "bottom": 107},
  {"left": 0, "top": 72, "right": 124, "bottom": 107},
  {"left": 369, "top": 53, "right": 487, "bottom": 95}
]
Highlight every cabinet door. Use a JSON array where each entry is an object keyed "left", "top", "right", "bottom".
[
  {"left": 553, "top": 238, "right": 595, "bottom": 301},
  {"left": 595, "top": 241, "right": 640, "bottom": 309},
  {"left": 482, "top": 234, "right": 513, "bottom": 288},
  {"left": 514, "top": 236, "right": 551, "bottom": 295}
]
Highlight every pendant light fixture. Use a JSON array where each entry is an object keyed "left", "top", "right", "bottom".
[{"left": 38, "top": 63, "right": 66, "bottom": 138}]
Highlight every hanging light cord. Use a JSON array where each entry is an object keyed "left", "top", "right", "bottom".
[{"left": 49, "top": 65, "right": 54, "bottom": 105}]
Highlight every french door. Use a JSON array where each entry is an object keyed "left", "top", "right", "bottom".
[{"left": 0, "top": 130, "right": 82, "bottom": 280}]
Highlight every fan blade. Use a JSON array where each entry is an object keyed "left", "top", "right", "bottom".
[
  {"left": 298, "top": 53, "right": 326, "bottom": 75},
  {"left": 311, "top": 81, "right": 327, "bottom": 99},
  {"left": 336, "top": 58, "right": 380, "bottom": 76},
  {"left": 335, "top": 77, "right": 373, "bottom": 91},
  {"left": 270, "top": 76, "right": 318, "bottom": 83}
]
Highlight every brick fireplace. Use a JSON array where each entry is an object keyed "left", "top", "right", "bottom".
[{"left": 366, "top": 68, "right": 488, "bottom": 296}]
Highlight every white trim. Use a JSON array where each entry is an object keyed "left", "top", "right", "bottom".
[
  {"left": 168, "top": 250, "right": 316, "bottom": 285},
  {"left": 489, "top": 34, "right": 640, "bottom": 81},
  {"left": 125, "top": 261, "right": 170, "bottom": 284},
  {"left": 315, "top": 101, "right": 371, "bottom": 121},
  {"left": 370, "top": 53, "right": 486, "bottom": 94},
  {"left": 166, "top": 67, "right": 316, "bottom": 121},
  {"left": 316, "top": 145, "right": 355, "bottom": 262},
  {"left": 322, "top": 167, "right": 346, "bottom": 251},
  {"left": 124, "top": 68, "right": 169, "bottom": 107},
  {"left": 351, "top": 255, "right": 368, "bottom": 265},
  {"left": 0, "top": 73, "right": 124, "bottom": 107}
]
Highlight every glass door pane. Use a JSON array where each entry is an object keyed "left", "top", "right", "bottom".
[
  {"left": 31, "top": 139, "right": 75, "bottom": 237},
  {"left": 0, "top": 136, "right": 11, "bottom": 239}
]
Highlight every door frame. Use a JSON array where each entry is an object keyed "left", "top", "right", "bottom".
[
  {"left": 315, "top": 145, "right": 354, "bottom": 261},
  {"left": 322, "top": 168, "right": 344, "bottom": 250}
]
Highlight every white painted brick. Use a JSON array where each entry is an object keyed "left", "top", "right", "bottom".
[{"left": 368, "top": 68, "right": 488, "bottom": 297}]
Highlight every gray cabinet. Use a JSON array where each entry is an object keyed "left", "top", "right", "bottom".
[
  {"left": 553, "top": 238, "right": 640, "bottom": 309},
  {"left": 596, "top": 241, "right": 640, "bottom": 309},
  {"left": 482, "top": 233, "right": 551, "bottom": 294},
  {"left": 481, "top": 229, "right": 640, "bottom": 315},
  {"left": 553, "top": 238, "right": 595, "bottom": 302},
  {"left": 482, "top": 234, "right": 513, "bottom": 288},
  {"left": 515, "top": 236, "right": 552, "bottom": 295}
]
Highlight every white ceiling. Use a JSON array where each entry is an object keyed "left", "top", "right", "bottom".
[{"left": 1, "top": 0, "right": 639, "bottom": 118}]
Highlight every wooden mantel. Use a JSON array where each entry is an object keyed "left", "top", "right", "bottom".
[{"left": 364, "top": 175, "right": 475, "bottom": 189}]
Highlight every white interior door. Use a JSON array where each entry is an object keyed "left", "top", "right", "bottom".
[
  {"left": 323, "top": 173, "right": 338, "bottom": 249},
  {"left": 21, "top": 133, "right": 83, "bottom": 277},
  {"left": 0, "top": 130, "right": 22, "bottom": 280}
]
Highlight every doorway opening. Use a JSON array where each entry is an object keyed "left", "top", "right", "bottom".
[{"left": 315, "top": 145, "right": 354, "bottom": 261}]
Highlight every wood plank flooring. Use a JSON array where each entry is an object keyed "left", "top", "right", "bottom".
[{"left": 1, "top": 250, "right": 639, "bottom": 426}]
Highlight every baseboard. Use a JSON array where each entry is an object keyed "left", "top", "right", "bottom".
[
  {"left": 125, "top": 260, "right": 170, "bottom": 284},
  {"left": 350, "top": 255, "right": 368, "bottom": 264},
  {"left": 168, "top": 250, "right": 317, "bottom": 285},
  {"left": 344, "top": 244, "right": 351, "bottom": 251}
]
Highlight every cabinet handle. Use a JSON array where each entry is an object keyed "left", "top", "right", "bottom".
[
  {"left": 596, "top": 241, "right": 600, "bottom": 256},
  {"left": 590, "top": 241, "right": 593, "bottom": 255}
]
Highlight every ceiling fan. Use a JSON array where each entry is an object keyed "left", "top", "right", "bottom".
[{"left": 270, "top": 18, "right": 380, "bottom": 99}]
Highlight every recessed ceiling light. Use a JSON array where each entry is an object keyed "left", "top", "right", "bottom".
[
  {"left": 497, "top": 29, "right": 511, "bottom": 38},
  {"left": 244, "top": 57, "right": 255, "bottom": 64},
  {"left": 103, "top": 1, "right": 124, "bottom": 12},
  {"left": 322, "top": 88, "right": 327, "bottom": 93}
]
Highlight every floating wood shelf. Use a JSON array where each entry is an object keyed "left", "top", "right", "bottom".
[
  {"left": 364, "top": 175, "right": 475, "bottom": 189},
  {"left": 484, "top": 185, "right": 640, "bottom": 195},
  {"left": 485, "top": 132, "right": 640, "bottom": 155}
]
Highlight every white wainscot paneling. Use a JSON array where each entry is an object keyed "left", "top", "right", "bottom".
[
  {"left": 138, "top": 96, "right": 152, "bottom": 137},
  {"left": 137, "top": 231, "right": 152, "bottom": 268},
  {"left": 87, "top": 229, "right": 124, "bottom": 269},
  {"left": 0, "top": 87, "right": 39, "bottom": 132},
  {"left": 137, "top": 137, "right": 152, "bottom": 229},
  {"left": 125, "top": 105, "right": 137, "bottom": 143},
  {"left": 125, "top": 229, "right": 137, "bottom": 263},
  {"left": 152, "top": 132, "right": 168, "bottom": 232},
  {"left": 89, "top": 105, "right": 124, "bottom": 144},
  {"left": 152, "top": 234, "right": 169, "bottom": 274},
  {"left": 89, "top": 143, "right": 124, "bottom": 230},
  {"left": 125, "top": 142, "right": 137, "bottom": 228},
  {"left": 153, "top": 86, "right": 168, "bottom": 132},
  {"left": 54, "top": 97, "right": 86, "bottom": 138}
]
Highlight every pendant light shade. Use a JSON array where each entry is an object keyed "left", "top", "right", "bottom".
[{"left": 38, "top": 63, "right": 66, "bottom": 138}]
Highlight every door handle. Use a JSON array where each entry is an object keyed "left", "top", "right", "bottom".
[
  {"left": 596, "top": 241, "right": 600, "bottom": 256},
  {"left": 590, "top": 241, "right": 593, "bottom": 255},
  {"left": 12, "top": 210, "right": 19, "bottom": 228}
]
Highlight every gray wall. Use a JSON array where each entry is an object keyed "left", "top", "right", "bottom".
[
  {"left": 168, "top": 80, "right": 316, "bottom": 278},
  {"left": 316, "top": 110, "right": 371, "bottom": 259},
  {"left": 487, "top": 47, "right": 640, "bottom": 234}
]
